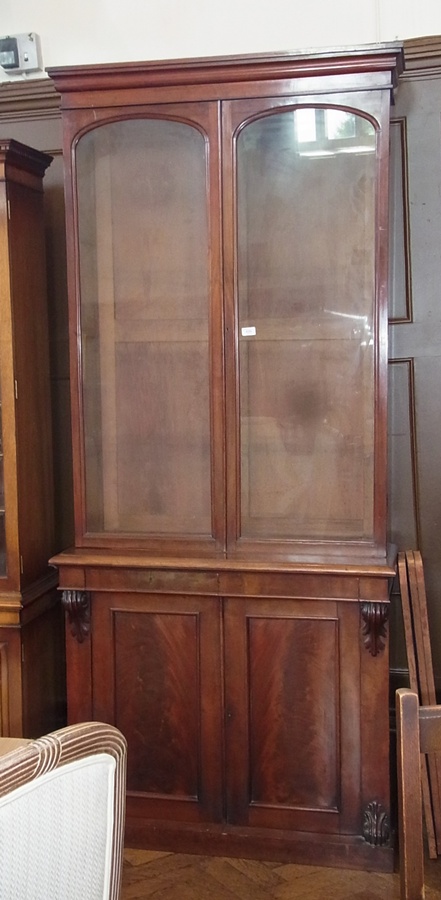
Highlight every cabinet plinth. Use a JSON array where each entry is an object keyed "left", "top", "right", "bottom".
[{"left": 49, "top": 44, "right": 403, "bottom": 869}]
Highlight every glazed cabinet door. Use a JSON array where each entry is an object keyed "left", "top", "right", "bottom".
[
  {"left": 223, "top": 95, "right": 390, "bottom": 562},
  {"left": 224, "top": 596, "right": 361, "bottom": 834},
  {"left": 90, "top": 590, "right": 224, "bottom": 824},
  {"left": 70, "top": 103, "right": 225, "bottom": 556},
  {"left": 0, "top": 369, "right": 6, "bottom": 578}
]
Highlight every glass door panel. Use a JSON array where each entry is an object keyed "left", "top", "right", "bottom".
[
  {"left": 236, "top": 107, "right": 377, "bottom": 541},
  {"left": 76, "top": 118, "right": 212, "bottom": 536},
  {"left": 0, "top": 375, "right": 5, "bottom": 574}
]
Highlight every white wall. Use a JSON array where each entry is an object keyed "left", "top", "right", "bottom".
[{"left": 0, "top": 0, "right": 440, "bottom": 73}]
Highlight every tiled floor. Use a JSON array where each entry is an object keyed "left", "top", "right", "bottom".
[{"left": 122, "top": 848, "right": 441, "bottom": 899}]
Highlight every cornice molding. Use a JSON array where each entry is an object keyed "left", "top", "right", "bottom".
[
  {"left": 0, "top": 37, "right": 440, "bottom": 119},
  {"left": 404, "top": 34, "right": 441, "bottom": 60},
  {"left": 403, "top": 34, "right": 441, "bottom": 77},
  {"left": 0, "top": 77, "right": 60, "bottom": 121}
]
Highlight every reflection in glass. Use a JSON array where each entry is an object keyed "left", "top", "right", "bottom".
[
  {"left": 76, "top": 119, "right": 212, "bottom": 535},
  {"left": 237, "top": 107, "right": 377, "bottom": 541},
  {"left": 325, "top": 108, "right": 356, "bottom": 140},
  {"left": 295, "top": 108, "right": 317, "bottom": 143}
]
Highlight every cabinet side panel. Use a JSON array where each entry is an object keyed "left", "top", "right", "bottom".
[
  {"left": 7, "top": 179, "right": 54, "bottom": 581},
  {"left": 0, "top": 632, "right": 22, "bottom": 736},
  {"left": 359, "top": 580, "right": 391, "bottom": 822},
  {"left": 0, "top": 640, "right": 10, "bottom": 734},
  {"left": 22, "top": 596, "right": 67, "bottom": 737}
]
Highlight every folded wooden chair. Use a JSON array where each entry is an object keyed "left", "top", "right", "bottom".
[
  {"left": 0, "top": 721, "right": 127, "bottom": 899},
  {"left": 396, "top": 688, "right": 441, "bottom": 899}
]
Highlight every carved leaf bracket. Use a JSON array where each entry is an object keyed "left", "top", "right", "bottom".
[
  {"left": 360, "top": 601, "right": 389, "bottom": 657},
  {"left": 62, "top": 590, "right": 91, "bottom": 644},
  {"left": 363, "top": 801, "right": 390, "bottom": 846}
]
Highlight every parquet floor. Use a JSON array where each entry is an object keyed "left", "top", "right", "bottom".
[{"left": 122, "top": 848, "right": 441, "bottom": 899}]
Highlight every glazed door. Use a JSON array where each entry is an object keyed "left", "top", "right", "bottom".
[
  {"left": 223, "top": 596, "right": 361, "bottom": 834},
  {"left": 91, "top": 590, "right": 224, "bottom": 824},
  {"left": 222, "top": 95, "right": 389, "bottom": 562},
  {"left": 72, "top": 103, "right": 225, "bottom": 556},
  {"left": 0, "top": 360, "right": 6, "bottom": 576},
  {"left": 0, "top": 182, "right": 16, "bottom": 587}
]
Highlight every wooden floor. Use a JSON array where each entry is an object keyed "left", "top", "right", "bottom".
[{"left": 122, "top": 848, "right": 441, "bottom": 899}]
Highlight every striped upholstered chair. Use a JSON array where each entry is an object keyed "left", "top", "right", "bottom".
[{"left": 0, "top": 721, "right": 127, "bottom": 899}]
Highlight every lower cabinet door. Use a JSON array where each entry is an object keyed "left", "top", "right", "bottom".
[
  {"left": 86, "top": 586, "right": 389, "bottom": 846},
  {"left": 91, "top": 591, "right": 224, "bottom": 824},
  {"left": 223, "top": 596, "right": 362, "bottom": 835}
]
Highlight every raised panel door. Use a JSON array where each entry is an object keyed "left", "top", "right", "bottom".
[
  {"left": 90, "top": 590, "right": 224, "bottom": 824},
  {"left": 224, "top": 596, "right": 361, "bottom": 834}
]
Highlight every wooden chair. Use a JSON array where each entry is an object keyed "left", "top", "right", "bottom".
[
  {"left": 398, "top": 551, "right": 441, "bottom": 857},
  {"left": 396, "top": 688, "right": 441, "bottom": 899},
  {"left": 0, "top": 721, "right": 127, "bottom": 899}
]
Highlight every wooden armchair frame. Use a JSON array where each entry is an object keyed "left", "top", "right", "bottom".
[{"left": 396, "top": 688, "right": 441, "bottom": 899}]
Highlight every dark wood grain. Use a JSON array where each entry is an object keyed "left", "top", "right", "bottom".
[{"left": 92, "top": 591, "right": 223, "bottom": 825}]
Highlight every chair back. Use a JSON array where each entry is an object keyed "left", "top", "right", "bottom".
[
  {"left": 396, "top": 688, "right": 441, "bottom": 899},
  {"left": 0, "top": 721, "right": 127, "bottom": 900}
]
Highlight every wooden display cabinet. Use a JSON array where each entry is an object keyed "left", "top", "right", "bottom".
[
  {"left": 49, "top": 44, "right": 403, "bottom": 870},
  {"left": 0, "top": 139, "right": 65, "bottom": 738}
]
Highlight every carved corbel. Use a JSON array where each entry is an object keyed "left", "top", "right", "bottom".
[
  {"left": 362, "top": 801, "right": 390, "bottom": 846},
  {"left": 360, "top": 601, "right": 389, "bottom": 657},
  {"left": 62, "top": 589, "right": 91, "bottom": 644}
]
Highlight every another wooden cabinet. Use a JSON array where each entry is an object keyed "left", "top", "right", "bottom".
[
  {"left": 49, "top": 44, "right": 403, "bottom": 870},
  {"left": 0, "top": 139, "right": 65, "bottom": 737}
]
